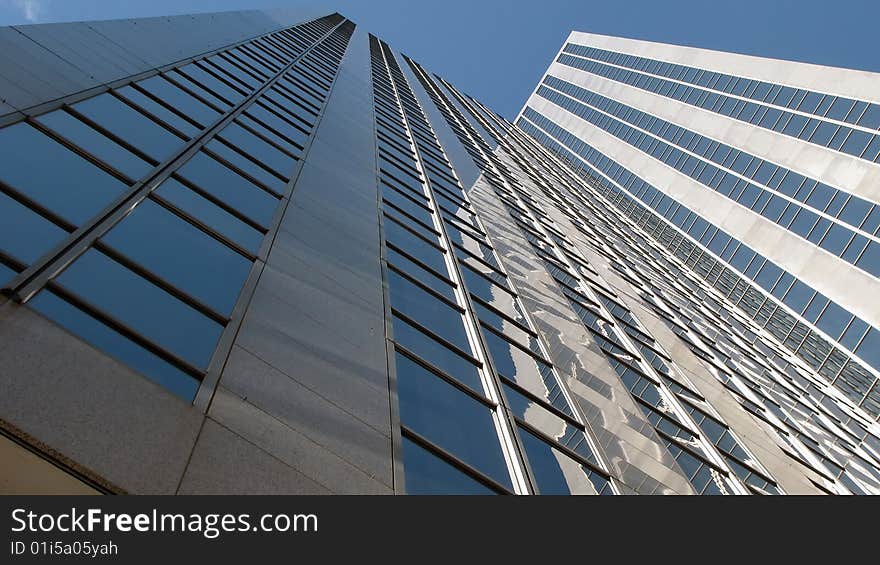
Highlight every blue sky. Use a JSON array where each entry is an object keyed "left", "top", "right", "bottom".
[{"left": 1, "top": 0, "right": 878, "bottom": 119}]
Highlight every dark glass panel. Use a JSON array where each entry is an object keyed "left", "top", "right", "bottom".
[
  {"left": 54, "top": 249, "right": 223, "bottom": 368},
  {"left": 396, "top": 351, "right": 511, "bottom": 488},
  {"left": 0, "top": 122, "right": 127, "bottom": 224},
  {"left": 102, "top": 199, "right": 251, "bottom": 315}
]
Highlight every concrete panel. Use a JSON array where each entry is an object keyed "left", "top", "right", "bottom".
[
  {"left": 210, "top": 385, "right": 392, "bottom": 494},
  {"left": 0, "top": 302, "right": 203, "bottom": 494},
  {"left": 178, "top": 419, "right": 330, "bottom": 495}
]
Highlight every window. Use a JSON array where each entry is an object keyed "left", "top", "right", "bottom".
[
  {"left": 53, "top": 248, "right": 224, "bottom": 369},
  {"left": 152, "top": 178, "right": 264, "bottom": 254},
  {"left": 176, "top": 152, "right": 279, "bottom": 226},
  {"left": 73, "top": 93, "right": 184, "bottom": 161},
  {"left": 101, "top": 199, "right": 252, "bottom": 315},
  {"left": 518, "top": 426, "right": 606, "bottom": 495},
  {"left": 0, "top": 191, "right": 68, "bottom": 265},
  {"left": 388, "top": 269, "right": 470, "bottom": 352},
  {"left": 35, "top": 109, "right": 153, "bottom": 180},
  {"left": 0, "top": 122, "right": 127, "bottom": 224},
  {"left": 395, "top": 351, "right": 511, "bottom": 488},
  {"left": 401, "top": 437, "right": 498, "bottom": 495}
]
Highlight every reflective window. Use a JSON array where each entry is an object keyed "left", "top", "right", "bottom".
[
  {"left": 0, "top": 122, "right": 127, "bottom": 224},
  {"left": 396, "top": 351, "right": 511, "bottom": 488},
  {"left": 102, "top": 200, "right": 251, "bottom": 315},
  {"left": 401, "top": 437, "right": 497, "bottom": 495},
  {"left": 35, "top": 110, "right": 153, "bottom": 179},
  {"left": 137, "top": 75, "right": 221, "bottom": 128},
  {"left": 388, "top": 269, "right": 469, "bottom": 351},
  {"left": 205, "top": 139, "right": 287, "bottom": 194},
  {"left": 217, "top": 121, "right": 296, "bottom": 179},
  {"left": 114, "top": 86, "right": 200, "bottom": 139},
  {"left": 386, "top": 247, "right": 455, "bottom": 302},
  {"left": 74, "top": 93, "right": 184, "bottom": 161},
  {"left": 382, "top": 215, "right": 447, "bottom": 275},
  {"left": 391, "top": 313, "right": 481, "bottom": 392},
  {"left": 519, "top": 426, "right": 604, "bottom": 495},
  {"left": 176, "top": 152, "right": 279, "bottom": 226},
  {"left": 0, "top": 191, "right": 68, "bottom": 264},
  {"left": 54, "top": 249, "right": 223, "bottom": 368},
  {"left": 176, "top": 63, "right": 245, "bottom": 105},
  {"left": 29, "top": 290, "right": 200, "bottom": 400},
  {"left": 152, "top": 178, "right": 264, "bottom": 254}
]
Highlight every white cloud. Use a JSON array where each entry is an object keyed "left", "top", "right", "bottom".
[{"left": 6, "top": 0, "right": 46, "bottom": 22}]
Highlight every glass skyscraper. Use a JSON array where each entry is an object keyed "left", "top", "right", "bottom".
[{"left": 0, "top": 10, "right": 878, "bottom": 495}]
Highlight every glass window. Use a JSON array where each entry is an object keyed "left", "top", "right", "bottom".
[
  {"left": 841, "top": 129, "right": 872, "bottom": 157},
  {"left": 54, "top": 248, "right": 224, "bottom": 368},
  {"left": 205, "top": 139, "right": 287, "bottom": 194},
  {"left": 381, "top": 184, "right": 434, "bottom": 228},
  {"left": 816, "top": 301, "right": 851, "bottom": 340},
  {"left": 244, "top": 102, "right": 311, "bottom": 149},
  {"left": 519, "top": 426, "right": 602, "bottom": 495},
  {"left": 102, "top": 199, "right": 252, "bottom": 315},
  {"left": 73, "top": 93, "right": 184, "bottom": 161},
  {"left": 382, "top": 215, "right": 447, "bottom": 275},
  {"left": 175, "top": 63, "right": 245, "bottom": 105},
  {"left": 216, "top": 121, "right": 296, "bottom": 179},
  {"left": 810, "top": 121, "right": 839, "bottom": 146},
  {"left": 855, "top": 240, "right": 880, "bottom": 277},
  {"left": 114, "top": 85, "right": 200, "bottom": 139},
  {"left": 819, "top": 223, "right": 853, "bottom": 256},
  {"left": 137, "top": 75, "right": 221, "bottom": 128},
  {"left": 783, "top": 280, "right": 814, "bottom": 313},
  {"left": 176, "top": 152, "right": 279, "bottom": 226},
  {"left": 395, "top": 351, "right": 511, "bottom": 488},
  {"left": 35, "top": 110, "right": 153, "bottom": 180},
  {"left": 388, "top": 269, "right": 470, "bottom": 352},
  {"left": 386, "top": 247, "right": 455, "bottom": 302},
  {"left": 163, "top": 64, "right": 234, "bottom": 111},
  {"left": 0, "top": 191, "right": 68, "bottom": 264},
  {"left": 392, "top": 313, "right": 481, "bottom": 393},
  {"left": 839, "top": 196, "right": 872, "bottom": 228},
  {"left": 482, "top": 328, "right": 553, "bottom": 398},
  {"left": 401, "top": 436, "right": 497, "bottom": 495},
  {"left": 0, "top": 122, "right": 127, "bottom": 224},
  {"left": 152, "top": 178, "right": 264, "bottom": 254},
  {"left": 29, "top": 290, "right": 200, "bottom": 400}
]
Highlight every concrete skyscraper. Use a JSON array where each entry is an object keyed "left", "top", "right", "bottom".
[{"left": 0, "top": 10, "right": 878, "bottom": 495}]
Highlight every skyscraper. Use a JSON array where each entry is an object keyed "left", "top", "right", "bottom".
[{"left": 0, "top": 10, "right": 877, "bottom": 495}]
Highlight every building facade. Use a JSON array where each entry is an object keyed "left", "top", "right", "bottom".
[{"left": 1, "top": 10, "right": 878, "bottom": 495}]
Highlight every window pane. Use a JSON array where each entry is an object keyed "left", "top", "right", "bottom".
[
  {"left": 35, "top": 110, "right": 153, "bottom": 179},
  {"left": 73, "top": 93, "right": 184, "bottom": 161},
  {"left": 386, "top": 247, "right": 455, "bottom": 302},
  {"left": 391, "top": 313, "right": 481, "bottom": 392},
  {"left": 102, "top": 199, "right": 251, "bottom": 315},
  {"left": 503, "top": 383, "right": 595, "bottom": 464},
  {"left": 29, "top": 290, "right": 200, "bottom": 400},
  {"left": 205, "top": 139, "right": 287, "bottom": 194},
  {"left": 55, "top": 248, "right": 223, "bottom": 368},
  {"left": 519, "top": 426, "right": 602, "bottom": 495},
  {"left": 483, "top": 328, "right": 554, "bottom": 398},
  {"left": 176, "top": 152, "right": 279, "bottom": 226},
  {"left": 152, "top": 178, "right": 264, "bottom": 254},
  {"left": 243, "top": 103, "right": 310, "bottom": 149},
  {"left": 401, "top": 437, "right": 497, "bottom": 495},
  {"left": 388, "top": 269, "right": 470, "bottom": 351},
  {"left": 114, "top": 86, "right": 200, "bottom": 139},
  {"left": 137, "top": 75, "right": 220, "bottom": 127},
  {"left": 216, "top": 121, "right": 296, "bottom": 179},
  {"left": 0, "top": 122, "right": 127, "bottom": 224},
  {"left": 175, "top": 63, "right": 244, "bottom": 106},
  {"left": 396, "top": 351, "right": 511, "bottom": 488},
  {"left": 0, "top": 191, "right": 68, "bottom": 264},
  {"left": 382, "top": 215, "right": 447, "bottom": 275}
]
